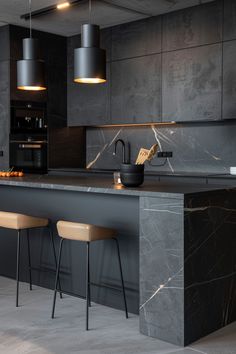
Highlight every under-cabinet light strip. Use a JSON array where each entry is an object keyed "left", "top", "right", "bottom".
[{"left": 90, "top": 122, "right": 177, "bottom": 128}]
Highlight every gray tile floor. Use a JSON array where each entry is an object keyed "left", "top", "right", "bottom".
[{"left": 0, "top": 276, "right": 235, "bottom": 354}]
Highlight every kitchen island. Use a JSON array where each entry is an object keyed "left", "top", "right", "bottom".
[{"left": 0, "top": 173, "right": 235, "bottom": 346}]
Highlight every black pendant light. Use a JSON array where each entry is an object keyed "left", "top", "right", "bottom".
[
  {"left": 74, "top": 0, "right": 106, "bottom": 84},
  {"left": 17, "top": 0, "right": 46, "bottom": 91}
]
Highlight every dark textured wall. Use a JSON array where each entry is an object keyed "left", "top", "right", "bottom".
[
  {"left": 68, "top": 0, "right": 236, "bottom": 125},
  {"left": 0, "top": 26, "right": 10, "bottom": 170},
  {"left": 84, "top": 0, "right": 236, "bottom": 173}
]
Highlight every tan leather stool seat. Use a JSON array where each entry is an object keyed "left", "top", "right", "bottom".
[
  {"left": 0, "top": 211, "right": 48, "bottom": 230},
  {"left": 57, "top": 221, "right": 117, "bottom": 242}
]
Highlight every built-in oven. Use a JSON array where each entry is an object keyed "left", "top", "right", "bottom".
[
  {"left": 10, "top": 136, "right": 48, "bottom": 173},
  {"left": 11, "top": 101, "right": 47, "bottom": 133},
  {"left": 10, "top": 101, "right": 48, "bottom": 173}
]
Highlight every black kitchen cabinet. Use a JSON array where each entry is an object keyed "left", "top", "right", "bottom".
[
  {"left": 67, "top": 2, "right": 227, "bottom": 126},
  {"left": 162, "top": 0, "right": 222, "bottom": 52},
  {"left": 0, "top": 26, "right": 10, "bottom": 170},
  {"left": 67, "top": 69, "right": 110, "bottom": 127},
  {"left": 0, "top": 24, "right": 74, "bottom": 170},
  {"left": 223, "top": 40, "right": 236, "bottom": 119},
  {"left": 0, "top": 26, "right": 10, "bottom": 61},
  {"left": 0, "top": 60, "right": 10, "bottom": 170},
  {"left": 224, "top": 0, "right": 236, "bottom": 41},
  {"left": 111, "top": 54, "right": 161, "bottom": 124},
  {"left": 162, "top": 43, "right": 222, "bottom": 122},
  {"left": 111, "top": 16, "right": 161, "bottom": 61}
]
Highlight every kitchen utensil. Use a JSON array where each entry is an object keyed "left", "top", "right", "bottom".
[{"left": 135, "top": 144, "right": 158, "bottom": 165}]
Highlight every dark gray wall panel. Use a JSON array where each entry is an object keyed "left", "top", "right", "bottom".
[
  {"left": 111, "top": 17, "right": 162, "bottom": 61},
  {"left": 223, "top": 40, "right": 236, "bottom": 119},
  {"left": 0, "top": 26, "right": 10, "bottom": 61},
  {"left": 101, "top": 28, "right": 112, "bottom": 62},
  {"left": 162, "top": 1, "right": 222, "bottom": 51},
  {"left": 0, "top": 60, "right": 10, "bottom": 170},
  {"left": 111, "top": 54, "right": 161, "bottom": 124},
  {"left": 224, "top": 0, "right": 236, "bottom": 41},
  {"left": 162, "top": 44, "right": 222, "bottom": 122}
]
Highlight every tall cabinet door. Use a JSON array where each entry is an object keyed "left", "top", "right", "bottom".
[
  {"left": 111, "top": 54, "right": 161, "bottom": 124},
  {"left": 0, "top": 61, "right": 10, "bottom": 170},
  {"left": 111, "top": 17, "right": 162, "bottom": 124}
]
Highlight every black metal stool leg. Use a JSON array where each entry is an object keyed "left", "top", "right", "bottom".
[
  {"left": 86, "top": 242, "right": 90, "bottom": 330},
  {"left": 113, "top": 238, "right": 128, "bottom": 319},
  {"left": 88, "top": 254, "right": 91, "bottom": 307},
  {"left": 48, "top": 224, "right": 63, "bottom": 299},
  {"left": 16, "top": 230, "right": 21, "bottom": 307},
  {"left": 51, "top": 238, "right": 64, "bottom": 319},
  {"left": 26, "top": 229, "right": 32, "bottom": 291}
]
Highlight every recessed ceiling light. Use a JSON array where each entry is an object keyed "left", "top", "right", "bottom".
[{"left": 57, "top": 2, "right": 70, "bottom": 10}]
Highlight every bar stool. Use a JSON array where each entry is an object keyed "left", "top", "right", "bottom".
[
  {"left": 0, "top": 211, "right": 61, "bottom": 307},
  {"left": 51, "top": 220, "right": 128, "bottom": 330}
]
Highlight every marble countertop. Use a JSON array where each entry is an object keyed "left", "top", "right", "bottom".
[
  {"left": 49, "top": 168, "right": 236, "bottom": 179},
  {"left": 0, "top": 173, "right": 233, "bottom": 199}
]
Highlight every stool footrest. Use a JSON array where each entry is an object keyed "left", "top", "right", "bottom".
[
  {"left": 30, "top": 266, "right": 57, "bottom": 274},
  {"left": 55, "top": 288, "right": 86, "bottom": 300},
  {"left": 90, "top": 281, "right": 125, "bottom": 293},
  {"left": 55, "top": 281, "right": 124, "bottom": 301}
]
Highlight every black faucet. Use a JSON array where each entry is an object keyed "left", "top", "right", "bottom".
[{"left": 113, "top": 139, "right": 130, "bottom": 164}]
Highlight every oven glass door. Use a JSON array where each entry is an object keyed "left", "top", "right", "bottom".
[{"left": 10, "top": 142, "right": 47, "bottom": 173}]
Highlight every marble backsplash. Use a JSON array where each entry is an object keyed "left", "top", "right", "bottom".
[{"left": 86, "top": 122, "right": 236, "bottom": 174}]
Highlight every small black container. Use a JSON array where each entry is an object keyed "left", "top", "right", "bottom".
[{"left": 120, "top": 163, "right": 144, "bottom": 187}]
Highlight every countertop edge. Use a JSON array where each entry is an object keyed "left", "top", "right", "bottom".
[{"left": 0, "top": 179, "right": 185, "bottom": 200}]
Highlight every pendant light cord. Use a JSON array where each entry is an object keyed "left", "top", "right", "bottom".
[
  {"left": 89, "top": 0, "right": 91, "bottom": 24},
  {"left": 29, "top": 0, "right": 32, "bottom": 38}
]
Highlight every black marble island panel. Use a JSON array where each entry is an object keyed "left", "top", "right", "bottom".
[
  {"left": 140, "top": 189, "right": 236, "bottom": 346},
  {"left": 140, "top": 196, "right": 184, "bottom": 345},
  {"left": 184, "top": 191, "right": 236, "bottom": 344},
  {"left": 0, "top": 174, "right": 235, "bottom": 346}
]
